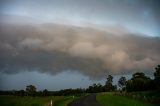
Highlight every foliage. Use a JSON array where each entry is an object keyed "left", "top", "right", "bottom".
[
  {"left": 1, "top": 65, "right": 160, "bottom": 97},
  {"left": 54, "top": 96, "right": 73, "bottom": 106},
  {"left": 126, "top": 72, "right": 151, "bottom": 92},
  {"left": 86, "top": 75, "right": 117, "bottom": 93},
  {"left": 42, "top": 89, "right": 49, "bottom": 96},
  {"left": 115, "top": 91, "right": 160, "bottom": 104},
  {"left": 154, "top": 65, "right": 160, "bottom": 89},
  {"left": 56, "top": 88, "right": 85, "bottom": 96},
  {"left": 26, "top": 85, "right": 36, "bottom": 96},
  {"left": 86, "top": 83, "right": 104, "bottom": 93},
  {"left": 118, "top": 76, "right": 126, "bottom": 91},
  {"left": 105, "top": 75, "right": 115, "bottom": 91},
  {"left": 0, "top": 95, "right": 63, "bottom": 106},
  {"left": 97, "top": 93, "right": 159, "bottom": 106}
]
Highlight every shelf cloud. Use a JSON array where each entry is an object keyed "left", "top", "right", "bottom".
[{"left": 0, "top": 21, "right": 160, "bottom": 79}]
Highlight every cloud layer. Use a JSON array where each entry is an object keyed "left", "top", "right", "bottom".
[{"left": 0, "top": 22, "right": 160, "bottom": 79}]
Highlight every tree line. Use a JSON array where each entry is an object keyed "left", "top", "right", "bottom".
[
  {"left": 87, "top": 65, "right": 160, "bottom": 93},
  {"left": 0, "top": 65, "right": 160, "bottom": 96}
]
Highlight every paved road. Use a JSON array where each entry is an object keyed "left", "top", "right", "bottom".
[{"left": 68, "top": 94, "right": 101, "bottom": 106}]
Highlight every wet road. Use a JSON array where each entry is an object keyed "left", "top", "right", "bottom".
[{"left": 68, "top": 94, "right": 101, "bottom": 106}]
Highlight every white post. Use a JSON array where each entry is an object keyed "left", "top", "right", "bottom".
[{"left": 51, "top": 100, "right": 52, "bottom": 106}]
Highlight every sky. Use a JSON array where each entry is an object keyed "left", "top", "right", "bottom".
[{"left": 0, "top": 0, "right": 160, "bottom": 90}]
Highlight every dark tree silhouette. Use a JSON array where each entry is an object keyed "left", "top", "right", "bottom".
[
  {"left": 118, "top": 76, "right": 126, "bottom": 91},
  {"left": 26, "top": 85, "right": 36, "bottom": 96},
  {"left": 43, "top": 89, "right": 49, "bottom": 96},
  {"left": 126, "top": 72, "right": 151, "bottom": 92},
  {"left": 86, "top": 83, "right": 104, "bottom": 93},
  {"left": 105, "top": 75, "right": 114, "bottom": 91},
  {"left": 154, "top": 65, "right": 160, "bottom": 89}
]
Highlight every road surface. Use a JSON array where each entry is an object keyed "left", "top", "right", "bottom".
[{"left": 68, "top": 94, "right": 101, "bottom": 106}]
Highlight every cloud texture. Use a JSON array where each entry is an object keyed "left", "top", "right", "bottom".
[{"left": 0, "top": 22, "right": 160, "bottom": 79}]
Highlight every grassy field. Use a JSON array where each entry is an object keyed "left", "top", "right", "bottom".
[
  {"left": 97, "top": 92, "right": 159, "bottom": 106},
  {"left": 54, "top": 96, "right": 73, "bottom": 106},
  {"left": 0, "top": 95, "right": 63, "bottom": 106},
  {"left": 54, "top": 93, "right": 87, "bottom": 106}
]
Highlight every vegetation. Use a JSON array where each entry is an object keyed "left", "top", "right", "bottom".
[
  {"left": 154, "top": 65, "right": 160, "bottom": 90},
  {"left": 115, "top": 91, "right": 160, "bottom": 104},
  {"left": 0, "top": 95, "right": 63, "bottom": 106},
  {"left": 0, "top": 88, "right": 85, "bottom": 97},
  {"left": 118, "top": 76, "right": 127, "bottom": 91},
  {"left": 86, "top": 66, "right": 160, "bottom": 93},
  {"left": 26, "top": 85, "right": 36, "bottom": 96},
  {"left": 126, "top": 72, "right": 152, "bottom": 92},
  {"left": 1, "top": 65, "right": 159, "bottom": 96},
  {"left": 0, "top": 65, "right": 160, "bottom": 105},
  {"left": 86, "top": 83, "right": 104, "bottom": 93},
  {"left": 54, "top": 96, "right": 73, "bottom": 106},
  {"left": 105, "top": 75, "right": 117, "bottom": 91},
  {"left": 97, "top": 92, "right": 159, "bottom": 106},
  {"left": 86, "top": 75, "right": 117, "bottom": 93}
]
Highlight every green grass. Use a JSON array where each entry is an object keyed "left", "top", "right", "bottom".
[
  {"left": 54, "top": 96, "right": 73, "bottom": 106},
  {"left": 54, "top": 93, "right": 87, "bottom": 106},
  {"left": 97, "top": 92, "right": 159, "bottom": 106},
  {"left": 129, "top": 91, "right": 160, "bottom": 97},
  {"left": 0, "top": 95, "right": 63, "bottom": 106}
]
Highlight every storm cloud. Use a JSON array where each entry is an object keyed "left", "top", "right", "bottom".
[{"left": 0, "top": 21, "right": 160, "bottom": 79}]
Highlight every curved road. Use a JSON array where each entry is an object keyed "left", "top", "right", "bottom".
[{"left": 68, "top": 94, "right": 101, "bottom": 106}]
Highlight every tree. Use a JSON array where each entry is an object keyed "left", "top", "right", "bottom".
[
  {"left": 154, "top": 65, "right": 160, "bottom": 89},
  {"left": 26, "top": 85, "right": 36, "bottom": 96},
  {"left": 105, "top": 75, "right": 114, "bottom": 91},
  {"left": 132, "top": 72, "right": 148, "bottom": 79},
  {"left": 126, "top": 80, "right": 133, "bottom": 92},
  {"left": 43, "top": 89, "right": 49, "bottom": 96},
  {"left": 118, "top": 76, "right": 126, "bottom": 91},
  {"left": 19, "top": 90, "right": 25, "bottom": 96},
  {"left": 126, "top": 72, "right": 151, "bottom": 92},
  {"left": 86, "top": 83, "right": 104, "bottom": 93},
  {"left": 97, "top": 83, "right": 104, "bottom": 92}
]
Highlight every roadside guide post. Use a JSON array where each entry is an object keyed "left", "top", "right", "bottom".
[{"left": 51, "top": 100, "right": 52, "bottom": 106}]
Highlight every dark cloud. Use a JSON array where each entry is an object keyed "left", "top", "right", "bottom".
[{"left": 0, "top": 20, "right": 160, "bottom": 79}]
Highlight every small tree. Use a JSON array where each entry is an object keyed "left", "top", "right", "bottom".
[
  {"left": 118, "top": 76, "right": 126, "bottom": 91},
  {"left": 26, "top": 85, "right": 36, "bottom": 96},
  {"left": 154, "top": 65, "right": 160, "bottom": 89},
  {"left": 43, "top": 89, "right": 49, "bottom": 96},
  {"left": 105, "top": 75, "right": 113, "bottom": 91}
]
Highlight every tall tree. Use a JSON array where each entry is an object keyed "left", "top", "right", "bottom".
[
  {"left": 118, "top": 76, "right": 126, "bottom": 91},
  {"left": 105, "top": 75, "right": 113, "bottom": 91}
]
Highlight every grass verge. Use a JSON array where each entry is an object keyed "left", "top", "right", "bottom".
[
  {"left": 96, "top": 92, "right": 159, "bottom": 106},
  {"left": 0, "top": 95, "right": 63, "bottom": 106},
  {"left": 54, "top": 93, "right": 88, "bottom": 106},
  {"left": 54, "top": 96, "right": 73, "bottom": 106}
]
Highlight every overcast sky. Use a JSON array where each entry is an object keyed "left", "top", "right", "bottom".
[{"left": 0, "top": 0, "right": 160, "bottom": 90}]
